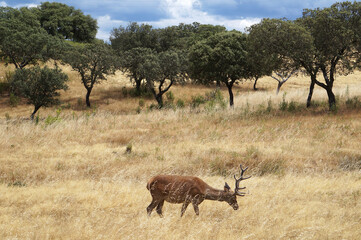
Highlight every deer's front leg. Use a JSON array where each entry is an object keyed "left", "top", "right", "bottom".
[
  {"left": 192, "top": 197, "right": 203, "bottom": 216},
  {"left": 192, "top": 202, "right": 199, "bottom": 215}
]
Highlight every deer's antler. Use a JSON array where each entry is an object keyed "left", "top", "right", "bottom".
[{"left": 234, "top": 164, "right": 251, "bottom": 196}]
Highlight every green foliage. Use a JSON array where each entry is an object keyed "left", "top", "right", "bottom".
[
  {"left": 176, "top": 99, "right": 185, "bottom": 108},
  {"left": 0, "top": 7, "right": 66, "bottom": 69},
  {"left": 125, "top": 143, "right": 133, "bottom": 154},
  {"left": 345, "top": 97, "right": 361, "bottom": 109},
  {"left": 189, "top": 31, "right": 247, "bottom": 106},
  {"left": 37, "top": 2, "right": 98, "bottom": 42},
  {"left": 62, "top": 41, "right": 119, "bottom": 107},
  {"left": 9, "top": 93, "right": 19, "bottom": 107},
  {"left": 166, "top": 91, "right": 175, "bottom": 103},
  {"left": 11, "top": 66, "right": 68, "bottom": 119},
  {"left": 141, "top": 50, "right": 187, "bottom": 108},
  {"left": 190, "top": 89, "right": 226, "bottom": 110},
  {"left": 110, "top": 22, "right": 158, "bottom": 52},
  {"left": 191, "top": 94, "right": 206, "bottom": 108},
  {"left": 279, "top": 93, "right": 288, "bottom": 111},
  {"left": 189, "top": 31, "right": 247, "bottom": 85},
  {"left": 138, "top": 99, "right": 145, "bottom": 107},
  {"left": 44, "top": 108, "right": 62, "bottom": 126},
  {"left": 8, "top": 181, "right": 26, "bottom": 187}
]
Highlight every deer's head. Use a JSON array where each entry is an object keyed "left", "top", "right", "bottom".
[{"left": 223, "top": 165, "right": 251, "bottom": 210}]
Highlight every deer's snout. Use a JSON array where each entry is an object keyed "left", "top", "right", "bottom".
[{"left": 232, "top": 203, "right": 239, "bottom": 210}]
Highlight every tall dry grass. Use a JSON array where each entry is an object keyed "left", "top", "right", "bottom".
[{"left": 0, "top": 66, "right": 360, "bottom": 239}]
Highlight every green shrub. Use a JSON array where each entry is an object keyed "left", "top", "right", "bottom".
[
  {"left": 176, "top": 99, "right": 185, "bottom": 108},
  {"left": 287, "top": 101, "right": 297, "bottom": 112},
  {"left": 279, "top": 93, "right": 288, "bottom": 111},
  {"left": 166, "top": 91, "right": 175, "bottom": 103},
  {"left": 191, "top": 94, "right": 206, "bottom": 108},
  {"left": 345, "top": 96, "right": 361, "bottom": 109},
  {"left": 9, "top": 93, "right": 20, "bottom": 107}
]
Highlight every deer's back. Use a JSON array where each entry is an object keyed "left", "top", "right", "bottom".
[{"left": 147, "top": 175, "right": 208, "bottom": 203}]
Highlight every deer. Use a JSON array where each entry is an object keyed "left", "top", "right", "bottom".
[{"left": 146, "top": 165, "right": 251, "bottom": 217}]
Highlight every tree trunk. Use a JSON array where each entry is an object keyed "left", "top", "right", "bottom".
[
  {"left": 306, "top": 80, "right": 315, "bottom": 108},
  {"left": 253, "top": 77, "right": 258, "bottom": 91},
  {"left": 226, "top": 83, "right": 234, "bottom": 107},
  {"left": 327, "top": 87, "right": 336, "bottom": 110},
  {"left": 30, "top": 105, "right": 41, "bottom": 120},
  {"left": 156, "top": 94, "right": 163, "bottom": 108},
  {"left": 276, "top": 82, "right": 284, "bottom": 95},
  {"left": 86, "top": 88, "right": 92, "bottom": 107},
  {"left": 135, "top": 79, "right": 142, "bottom": 94},
  {"left": 216, "top": 80, "right": 221, "bottom": 88}
]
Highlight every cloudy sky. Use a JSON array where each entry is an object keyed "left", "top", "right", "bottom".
[{"left": 1, "top": 0, "right": 341, "bottom": 40}]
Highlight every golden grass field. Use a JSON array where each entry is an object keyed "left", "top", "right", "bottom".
[{"left": 0, "top": 64, "right": 361, "bottom": 239}]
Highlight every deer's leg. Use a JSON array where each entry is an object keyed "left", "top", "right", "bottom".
[
  {"left": 156, "top": 200, "right": 165, "bottom": 217},
  {"left": 147, "top": 198, "right": 159, "bottom": 216},
  {"left": 192, "top": 198, "right": 203, "bottom": 216},
  {"left": 192, "top": 202, "right": 199, "bottom": 216},
  {"left": 180, "top": 200, "right": 190, "bottom": 217}
]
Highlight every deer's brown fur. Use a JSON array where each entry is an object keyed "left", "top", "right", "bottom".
[{"left": 146, "top": 166, "right": 250, "bottom": 217}]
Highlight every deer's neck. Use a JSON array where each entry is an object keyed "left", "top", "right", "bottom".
[{"left": 204, "top": 187, "right": 228, "bottom": 201}]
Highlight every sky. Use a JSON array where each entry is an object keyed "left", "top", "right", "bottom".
[{"left": 1, "top": 0, "right": 341, "bottom": 40}]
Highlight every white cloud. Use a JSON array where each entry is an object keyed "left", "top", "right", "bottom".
[
  {"left": 155, "top": 0, "right": 260, "bottom": 31},
  {"left": 96, "top": 15, "right": 127, "bottom": 41},
  {"left": 96, "top": 0, "right": 261, "bottom": 40},
  {"left": 0, "top": 1, "right": 7, "bottom": 7}
]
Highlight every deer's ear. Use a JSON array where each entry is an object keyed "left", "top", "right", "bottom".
[{"left": 224, "top": 182, "right": 230, "bottom": 192}]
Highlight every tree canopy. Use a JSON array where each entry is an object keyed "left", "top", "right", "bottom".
[
  {"left": 36, "top": 2, "right": 98, "bottom": 42},
  {"left": 189, "top": 31, "right": 247, "bottom": 106},
  {"left": 0, "top": 4, "right": 86, "bottom": 70}
]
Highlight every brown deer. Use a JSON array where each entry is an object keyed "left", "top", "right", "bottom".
[{"left": 146, "top": 165, "right": 251, "bottom": 217}]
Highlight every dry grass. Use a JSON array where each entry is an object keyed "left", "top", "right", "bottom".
[{"left": 0, "top": 65, "right": 361, "bottom": 239}]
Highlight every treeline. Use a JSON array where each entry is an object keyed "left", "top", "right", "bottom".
[{"left": 1, "top": 1, "right": 361, "bottom": 118}]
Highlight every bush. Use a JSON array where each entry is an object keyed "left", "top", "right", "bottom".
[
  {"left": 279, "top": 93, "right": 288, "bottom": 111},
  {"left": 166, "top": 91, "right": 175, "bottom": 103},
  {"left": 11, "top": 66, "right": 68, "bottom": 119},
  {"left": 191, "top": 94, "right": 206, "bottom": 108},
  {"left": 287, "top": 101, "right": 297, "bottom": 112},
  {"left": 176, "top": 99, "right": 185, "bottom": 108},
  {"left": 9, "top": 93, "right": 20, "bottom": 107},
  {"left": 345, "top": 96, "right": 361, "bottom": 109}
]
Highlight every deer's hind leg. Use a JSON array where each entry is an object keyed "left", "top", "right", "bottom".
[
  {"left": 147, "top": 198, "right": 161, "bottom": 216},
  {"left": 156, "top": 200, "right": 165, "bottom": 217}
]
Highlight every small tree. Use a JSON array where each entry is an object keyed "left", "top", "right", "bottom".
[
  {"left": 247, "top": 19, "right": 305, "bottom": 94},
  {"left": 140, "top": 50, "right": 187, "bottom": 108},
  {"left": 189, "top": 31, "right": 247, "bottom": 107},
  {"left": 11, "top": 66, "right": 68, "bottom": 119},
  {"left": 120, "top": 47, "right": 154, "bottom": 94},
  {"left": 63, "top": 41, "right": 119, "bottom": 107}
]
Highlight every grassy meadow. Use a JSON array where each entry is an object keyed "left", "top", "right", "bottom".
[{"left": 0, "top": 64, "right": 361, "bottom": 239}]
